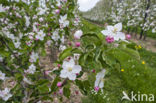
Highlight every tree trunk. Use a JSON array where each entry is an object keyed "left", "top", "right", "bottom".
[{"left": 140, "top": 0, "right": 150, "bottom": 39}]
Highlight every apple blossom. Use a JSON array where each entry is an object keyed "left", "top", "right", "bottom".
[
  {"left": 51, "top": 30, "right": 60, "bottom": 41},
  {"left": 25, "top": 64, "right": 36, "bottom": 74},
  {"left": 29, "top": 52, "right": 39, "bottom": 63},
  {"left": 0, "top": 88, "right": 12, "bottom": 101},
  {"left": 74, "top": 30, "right": 83, "bottom": 39},
  {"left": 0, "top": 71, "right": 5, "bottom": 81},
  {"left": 60, "top": 58, "right": 82, "bottom": 80},
  {"left": 94, "top": 69, "right": 106, "bottom": 90},
  {"left": 35, "top": 30, "right": 46, "bottom": 41},
  {"left": 101, "top": 23, "right": 125, "bottom": 41},
  {"left": 59, "top": 14, "right": 69, "bottom": 28}
]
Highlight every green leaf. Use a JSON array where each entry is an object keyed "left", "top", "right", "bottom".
[
  {"left": 59, "top": 47, "right": 72, "bottom": 61},
  {"left": 75, "top": 80, "right": 90, "bottom": 95},
  {"left": 63, "top": 86, "right": 71, "bottom": 98},
  {"left": 51, "top": 77, "right": 60, "bottom": 92},
  {"left": 37, "top": 84, "right": 49, "bottom": 94},
  {"left": 122, "top": 48, "right": 140, "bottom": 60}
]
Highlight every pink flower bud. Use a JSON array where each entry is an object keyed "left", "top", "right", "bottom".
[
  {"left": 37, "top": 24, "right": 40, "bottom": 26},
  {"left": 75, "top": 42, "right": 81, "bottom": 47},
  {"left": 68, "top": 42, "right": 72, "bottom": 46},
  {"left": 55, "top": 9, "right": 60, "bottom": 14},
  {"left": 57, "top": 82, "right": 62, "bottom": 87},
  {"left": 59, "top": 89, "right": 63, "bottom": 95},
  {"left": 48, "top": 33, "right": 51, "bottom": 36},
  {"left": 67, "top": 57, "right": 71, "bottom": 60},
  {"left": 39, "top": 18, "right": 44, "bottom": 22},
  {"left": 75, "top": 91, "right": 79, "bottom": 95},
  {"left": 92, "top": 69, "right": 95, "bottom": 73},
  {"left": 57, "top": 64, "right": 61, "bottom": 68},
  {"left": 58, "top": 6, "right": 62, "bottom": 9},
  {"left": 94, "top": 86, "right": 100, "bottom": 92},
  {"left": 45, "top": 70, "right": 50, "bottom": 75},
  {"left": 106, "top": 36, "right": 114, "bottom": 43},
  {"left": 126, "top": 34, "right": 131, "bottom": 40}
]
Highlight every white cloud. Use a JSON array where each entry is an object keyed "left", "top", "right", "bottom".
[{"left": 78, "top": 0, "right": 100, "bottom": 11}]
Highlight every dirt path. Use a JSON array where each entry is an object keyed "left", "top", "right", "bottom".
[{"left": 131, "top": 35, "right": 156, "bottom": 53}]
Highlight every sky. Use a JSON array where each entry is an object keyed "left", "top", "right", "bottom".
[{"left": 78, "top": 0, "right": 100, "bottom": 12}]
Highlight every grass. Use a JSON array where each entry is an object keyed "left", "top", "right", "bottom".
[{"left": 139, "top": 49, "right": 156, "bottom": 69}]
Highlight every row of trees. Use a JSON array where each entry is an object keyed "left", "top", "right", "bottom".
[{"left": 82, "top": 0, "right": 156, "bottom": 40}]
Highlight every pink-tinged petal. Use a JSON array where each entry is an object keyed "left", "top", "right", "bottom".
[
  {"left": 114, "top": 23, "right": 122, "bottom": 32},
  {"left": 68, "top": 73, "right": 76, "bottom": 80},
  {"left": 72, "top": 65, "right": 82, "bottom": 73}
]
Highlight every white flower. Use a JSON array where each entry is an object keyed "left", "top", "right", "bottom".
[
  {"left": 0, "top": 88, "right": 12, "bottom": 101},
  {"left": 60, "top": 58, "right": 82, "bottom": 80},
  {"left": 94, "top": 69, "right": 106, "bottom": 89},
  {"left": 51, "top": 30, "right": 60, "bottom": 41},
  {"left": 39, "top": 17, "right": 44, "bottom": 22},
  {"left": 0, "top": 71, "right": 5, "bottom": 81},
  {"left": 101, "top": 23, "right": 125, "bottom": 41},
  {"left": 74, "top": 30, "right": 83, "bottom": 39},
  {"left": 25, "top": 64, "right": 36, "bottom": 74},
  {"left": 59, "top": 45, "right": 66, "bottom": 51},
  {"left": 0, "top": 4, "right": 5, "bottom": 12},
  {"left": 14, "top": 41, "right": 21, "bottom": 49},
  {"left": 24, "top": 15, "right": 30, "bottom": 27},
  {"left": 29, "top": 52, "right": 39, "bottom": 63},
  {"left": 59, "top": 14, "right": 69, "bottom": 28},
  {"left": 36, "top": 30, "right": 46, "bottom": 41}
]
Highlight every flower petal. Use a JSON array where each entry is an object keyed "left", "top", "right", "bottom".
[
  {"left": 99, "top": 81, "right": 104, "bottom": 88},
  {"left": 72, "top": 65, "right": 82, "bottom": 73},
  {"left": 68, "top": 73, "right": 76, "bottom": 80},
  {"left": 101, "top": 30, "right": 112, "bottom": 36},
  {"left": 117, "top": 32, "right": 125, "bottom": 40},
  {"left": 94, "top": 79, "right": 100, "bottom": 87},
  {"left": 114, "top": 23, "right": 122, "bottom": 32},
  {"left": 107, "top": 26, "right": 114, "bottom": 31},
  {"left": 60, "top": 70, "right": 68, "bottom": 78}
]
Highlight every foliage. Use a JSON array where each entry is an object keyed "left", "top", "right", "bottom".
[{"left": 0, "top": 0, "right": 156, "bottom": 103}]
